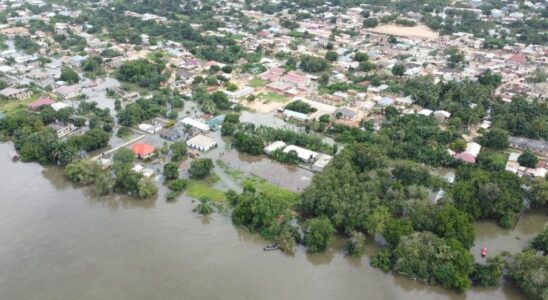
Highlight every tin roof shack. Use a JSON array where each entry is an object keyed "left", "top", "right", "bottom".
[
  {"left": 159, "top": 128, "right": 181, "bottom": 141},
  {"left": 312, "top": 154, "right": 333, "bottom": 172},
  {"left": 47, "top": 122, "right": 74, "bottom": 138},
  {"left": 186, "top": 134, "right": 217, "bottom": 152},
  {"left": 0, "top": 87, "right": 31, "bottom": 100},
  {"left": 283, "top": 145, "right": 318, "bottom": 163},
  {"left": 508, "top": 136, "right": 548, "bottom": 156},
  {"left": 264, "top": 141, "right": 287, "bottom": 155}
]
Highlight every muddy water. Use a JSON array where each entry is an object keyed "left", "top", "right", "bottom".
[{"left": 0, "top": 142, "right": 537, "bottom": 300}]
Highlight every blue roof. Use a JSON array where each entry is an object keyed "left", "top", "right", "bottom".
[
  {"left": 206, "top": 114, "right": 225, "bottom": 127},
  {"left": 378, "top": 97, "right": 394, "bottom": 106}
]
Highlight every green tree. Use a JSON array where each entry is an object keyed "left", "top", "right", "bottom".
[
  {"left": 170, "top": 141, "right": 187, "bottom": 162},
  {"left": 304, "top": 217, "right": 335, "bottom": 252},
  {"left": 193, "top": 197, "right": 214, "bottom": 215},
  {"left": 325, "top": 51, "right": 338, "bottom": 62},
  {"left": 188, "top": 158, "right": 214, "bottom": 179},
  {"left": 518, "top": 150, "right": 538, "bottom": 168},
  {"left": 530, "top": 226, "right": 548, "bottom": 255},
  {"left": 346, "top": 231, "right": 366, "bottom": 257},
  {"left": 470, "top": 256, "right": 505, "bottom": 287},
  {"left": 391, "top": 64, "right": 405, "bottom": 76},
  {"left": 480, "top": 128, "right": 509, "bottom": 150},
  {"left": 507, "top": 250, "right": 548, "bottom": 300},
  {"left": 163, "top": 162, "right": 179, "bottom": 180},
  {"left": 137, "top": 177, "right": 157, "bottom": 199},
  {"left": 60, "top": 65, "right": 79, "bottom": 84},
  {"left": 65, "top": 159, "right": 102, "bottom": 184}
]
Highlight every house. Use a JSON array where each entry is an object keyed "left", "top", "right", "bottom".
[
  {"left": 0, "top": 87, "right": 31, "bottom": 100},
  {"left": 506, "top": 54, "right": 527, "bottom": 65},
  {"left": 224, "top": 86, "right": 254, "bottom": 100},
  {"left": 47, "top": 122, "right": 74, "bottom": 138},
  {"left": 0, "top": 27, "right": 29, "bottom": 37},
  {"left": 312, "top": 154, "right": 333, "bottom": 172},
  {"left": 55, "top": 84, "right": 81, "bottom": 99},
  {"left": 283, "top": 109, "right": 308, "bottom": 122},
  {"left": 283, "top": 145, "right": 318, "bottom": 163},
  {"left": 335, "top": 108, "right": 357, "bottom": 120},
  {"left": 131, "top": 143, "right": 156, "bottom": 159},
  {"left": 264, "top": 141, "right": 287, "bottom": 155},
  {"left": 51, "top": 102, "right": 69, "bottom": 111},
  {"left": 186, "top": 134, "right": 217, "bottom": 152},
  {"left": 159, "top": 128, "right": 181, "bottom": 141},
  {"left": 180, "top": 117, "right": 210, "bottom": 133},
  {"left": 206, "top": 114, "right": 225, "bottom": 131},
  {"left": 455, "top": 142, "right": 481, "bottom": 164},
  {"left": 508, "top": 136, "right": 548, "bottom": 156},
  {"left": 131, "top": 164, "right": 155, "bottom": 177},
  {"left": 28, "top": 97, "right": 54, "bottom": 110},
  {"left": 433, "top": 110, "right": 451, "bottom": 122},
  {"left": 138, "top": 123, "right": 162, "bottom": 134}
]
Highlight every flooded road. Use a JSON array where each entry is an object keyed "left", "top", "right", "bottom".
[{"left": 0, "top": 142, "right": 538, "bottom": 300}]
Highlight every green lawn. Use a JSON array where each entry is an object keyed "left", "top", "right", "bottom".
[
  {"left": 248, "top": 77, "right": 267, "bottom": 88},
  {"left": 185, "top": 180, "right": 227, "bottom": 202},
  {"left": 242, "top": 176, "right": 299, "bottom": 206},
  {"left": 260, "top": 92, "right": 289, "bottom": 103}
]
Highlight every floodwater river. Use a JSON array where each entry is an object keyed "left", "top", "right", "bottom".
[{"left": 0, "top": 142, "right": 542, "bottom": 300}]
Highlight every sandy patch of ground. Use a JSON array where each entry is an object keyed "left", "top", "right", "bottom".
[
  {"left": 368, "top": 24, "right": 439, "bottom": 39},
  {"left": 244, "top": 100, "right": 285, "bottom": 113}
]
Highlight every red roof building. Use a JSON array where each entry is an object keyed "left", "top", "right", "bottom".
[
  {"left": 507, "top": 54, "right": 527, "bottom": 65},
  {"left": 131, "top": 143, "right": 155, "bottom": 159},
  {"left": 455, "top": 152, "right": 476, "bottom": 164},
  {"left": 28, "top": 98, "right": 54, "bottom": 110}
]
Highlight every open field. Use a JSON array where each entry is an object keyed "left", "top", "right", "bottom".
[{"left": 368, "top": 24, "right": 439, "bottom": 39}]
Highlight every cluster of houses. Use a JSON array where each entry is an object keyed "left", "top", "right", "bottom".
[{"left": 264, "top": 140, "right": 333, "bottom": 172}]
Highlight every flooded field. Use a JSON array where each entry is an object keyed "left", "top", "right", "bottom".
[{"left": 0, "top": 141, "right": 541, "bottom": 300}]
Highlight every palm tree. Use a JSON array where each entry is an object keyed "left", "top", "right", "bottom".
[{"left": 193, "top": 197, "right": 214, "bottom": 215}]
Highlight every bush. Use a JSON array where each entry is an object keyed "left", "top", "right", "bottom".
[
  {"left": 188, "top": 158, "right": 214, "bottom": 179},
  {"left": 304, "top": 217, "right": 335, "bottom": 252},
  {"left": 370, "top": 248, "right": 393, "bottom": 272},
  {"left": 163, "top": 162, "right": 179, "bottom": 180},
  {"left": 169, "top": 179, "right": 188, "bottom": 193},
  {"left": 345, "top": 231, "right": 366, "bottom": 257},
  {"left": 137, "top": 177, "right": 157, "bottom": 199}
]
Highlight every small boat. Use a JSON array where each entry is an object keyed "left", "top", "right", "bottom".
[
  {"left": 481, "top": 247, "right": 487, "bottom": 257},
  {"left": 263, "top": 244, "right": 280, "bottom": 251}
]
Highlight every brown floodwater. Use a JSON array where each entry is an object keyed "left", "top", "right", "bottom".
[{"left": 0, "top": 142, "right": 539, "bottom": 300}]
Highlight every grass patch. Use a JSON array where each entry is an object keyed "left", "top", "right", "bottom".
[
  {"left": 242, "top": 176, "right": 299, "bottom": 206},
  {"left": 186, "top": 180, "right": 227, "bottom": 202},
  {"left": 260, "top": 92, "right": 289, "bottom": 103},
  {"left": 0, "top": 93, "right": 40, "bottom": 114},
  {"left": 248, "top": 77, "right": 267, "bottom": 88}
]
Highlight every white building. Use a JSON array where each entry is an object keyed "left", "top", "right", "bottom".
[
  {"left": 264, "top": 141, "right": 287, "bottom": 155},
  {"left": 283, "top": 145, "right": 318, "bottom": 163},
  {"left": 180, "top": 117, "right": 210, "bottom": 133},
  {"left": 186, "top": 134, "right": 217, "bottom": 152}
]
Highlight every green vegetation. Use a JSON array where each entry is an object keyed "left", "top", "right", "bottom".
[
  {"left": 248, "top": 77, "right": 266, "bottom": 87},
  {"left": 116, "top": 59, "right": 170, "bottom": 89},
  {"left": 188, "top": 158, "right": 214, "bottom": 179},
  {"left": 304, "top": 217, "right": 335, "bottom": 253},
  {"left": 299, "top": 55, "right": 329, "bottom": 73},
  {"left": 393, "top": 232, "right": 473, "bottom": 291},
  {"left": 285, "top": 100, "right": 316, "bottom": 114},
  {"left": 186, "top": 180, "right": 226, "bottom": 202},
  {"left": 60, "top": 65, "right": 80, "bottom": 84}
]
